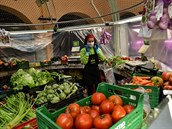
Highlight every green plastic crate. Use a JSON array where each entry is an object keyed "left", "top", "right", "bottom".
[
  {"left": 123, "top": 71, "right": 161, "bottom": 108},
  {"left": 122, "top": 84, "right": 160, "bottom": 108},
  {"left": 36, "top": 82, "right": 144, "bottom": 129},
  {"left": 40, "top": 61, "right": 52, "bottom": 67},
  {"left": 17, "top": 61, "right": 29, "bottom": 69}
]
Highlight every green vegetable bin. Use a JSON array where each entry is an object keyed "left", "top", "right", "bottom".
[
  {"left": 17, "top": 61, "right": 29, "bottom": 69},
  {"left": 125, "top": 65, "right": 162, "bottom": 108},
  {"left": 36, "top": 82, "right": 144, "bottom": 129},
  {"left": 122, "top": 84, "right": 160, "bottom": 108},
  {"left": 40, "top": 61, "right": 52, "bottom": 67}
]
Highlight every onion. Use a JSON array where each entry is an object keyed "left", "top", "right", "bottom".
[
  {"left": 160, "top": 14, "right": 169, "bottom": 22},
  {"left": 163, "top": 8, "right": 168, "bottom": 14},
  {"left": 148, "top": 12, "right": 156, "bottom": 19},
  {"left": 147, "top": 20, "right": 155, "bottom": 29},
  {"left": 168, "top": 20, "right": 172, "bottom": 30},
  {"left": 163, "top": 0, "right": 172, "bottom": 4},
  {"left": 149, "top": 15, "right": 157, "bottom": 24},
  {"left": 159, "top": 22, "right": 168, "bottom": 30}
]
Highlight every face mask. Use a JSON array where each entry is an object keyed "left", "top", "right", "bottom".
[{"left": 87, "top": 42, "right": 94, "bottom": 47}]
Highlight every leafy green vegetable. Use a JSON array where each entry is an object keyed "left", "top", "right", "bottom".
[
  {"left": 10, "top": 69, "right": 35, "bottom": 90},
  {"left": 10, "top": 68, "right": 54, "bottom": 90},
  {"left": 0, "top": 92, "right": 36, "bottom": 129}
]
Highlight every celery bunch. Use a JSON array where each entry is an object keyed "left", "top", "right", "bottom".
[{"left": 0, "top": 92, "right": 36, "bottom": 129}]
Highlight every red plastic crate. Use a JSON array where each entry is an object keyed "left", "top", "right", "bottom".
[{"left": 14, "top": 118, "right": 38, "bottom": 129}]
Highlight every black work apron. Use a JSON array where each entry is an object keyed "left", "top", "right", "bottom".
[{"left": 84, "top": 49, "right": 101, "bottom": 95}]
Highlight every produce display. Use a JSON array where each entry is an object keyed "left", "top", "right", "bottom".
[
  {"left": 0, "top": 54, "right": 171, "bottom": 129},
  {"left": 61, "top": 55, "right": 68, "bottom": 64},
  {"left": 0, "top": 92, "right": 35, "bottom": 129},
  {"left": 56, "top": 92, "right": 135, "bottom": 129},
  {"left": 36, "top": 83, "right": 143, "bottom": 129},
  {"left": 161, "top": 71, "right": 172, "bottom": 90},
  {"left": 10, "top": 68, "right": 54, "bottom": 90},
  {"left": 110, "top": 56, "right": 130, "bottom": 70},
  {"left": 10, "top": 68, "right": 72, "bottom": 91},
  {"left": 147, "top": 0, "right": 172, "bottom": 30},
  {"left": 127, "top": 75, "right": 163, "bottom": 87},
  {"left": 35, "top": 82, "right": 78, "bottom": 105},
  {"left": 125, "top": 71, "right": 172, "bottom": 91}
]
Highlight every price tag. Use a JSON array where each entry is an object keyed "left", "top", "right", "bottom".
[
  {"left": 71, "top": 46, "right": 80, "bottom": 52},
  {"left": 168, "top": 3, "right": 172, "bottom": 19},
  {"left": 155, "top": 2, "right": 164, "bottom": 21},
  {"left": 138, "top": 44, "right": 150, "bottom": 54}
]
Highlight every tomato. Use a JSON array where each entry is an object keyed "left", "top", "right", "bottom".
[
  {"left": 89, "top": 109, "right": 100, "bottom": 119},
  {"left": 123, "top": 104, "right": 135, "bottom": 114},
  {"left": 91, "top": 105, "right": 100, "bottom": 113},
  {"left": 80, "top": 106, "right": 91, "bottom": 114},
  {"left": 100, "top": 100, "right": 114, "bottom": 114},
  {"left": 75, "top": 113, "right": 93, "bottom": 129},
  {"left": 112, "top": 105, "right": 126, "bottom": 123},
  {"left": 91, "top": 92, "right": 106, "bottom": 105},
  {"left": 108, "top": 95, "right": 123, "bottom": 106},
  {"left": 56, "top": 113, "right": 73, "bottom": 129},
  {"left": 66, "top": 103, "right": 80, "bottom": 119},
  {"left": 93, "top": 114, "right": 113, "bottom": 129}
]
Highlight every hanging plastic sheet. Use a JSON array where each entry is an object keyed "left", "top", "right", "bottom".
[
  {"left": 0, "top": 32, "right": 53, "bottom": 62},
  {"left": 145, "top": 40, "right": 172, "bottom": 70},
  {"left": 0, "top": 32, "right": 53, "bottom": 52},
  {"left": 52, "top": 26, "right": 115, "bottom": 58},
  {"left": 0, "top": 26, "right": 115, "bottom": 62}
]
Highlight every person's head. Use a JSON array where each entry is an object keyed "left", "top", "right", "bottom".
[{"left": 84, "top": 34, "right": 96, "bottom": 47}]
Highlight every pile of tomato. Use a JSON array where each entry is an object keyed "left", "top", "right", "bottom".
[{"left": 56, "top": 92, "right": 135, "bottom": 129}]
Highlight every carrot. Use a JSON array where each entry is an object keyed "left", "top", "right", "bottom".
[
  {"left": 139, "top": 80, "right": 152, "bottom": 85},
  {"left": 145, "top": 82, "right": 154, "bottom": 86},
  {"left": 137, "top": 76, "right": 151, "bottom": 80}
]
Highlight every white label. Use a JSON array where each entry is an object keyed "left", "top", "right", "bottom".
[
  {"left": 71, "top": 46, "right": 80, "bottom": 52},
  {"left": 168, "top": 3, "right": 172, "bottom": 19},
  {"left": 155, "top": 2, "right": 164, "bottom": 21},
  {"left": 115, "top": 121, "right": 126, "bottom": 129},
  {"left": 130, "top": 95, "right": 136, "bottom": 100},
  {"left": 138, "top": 44, "right": 150, "bottom": 54}
]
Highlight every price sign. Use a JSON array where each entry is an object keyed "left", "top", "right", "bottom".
[
  {"left": 73, "top": 41, "right": 79, "bottom": 47},
  {"left": 138, "top": 44, "right": 150, "bottom": 54}
]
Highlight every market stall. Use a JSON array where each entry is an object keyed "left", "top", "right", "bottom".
[{"left": 1, "top": 0, "right": 172, "bottom": 129}]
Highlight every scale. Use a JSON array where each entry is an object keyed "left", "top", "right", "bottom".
[
  {"left": 68, "top": 41, "right": 81, "bottom": 64},
  {"left": 124, "top": 60, "right": 147, "bottom": 72}
]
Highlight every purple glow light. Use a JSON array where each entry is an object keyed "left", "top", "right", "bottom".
[
  {"left": 164, "top": 40, "right": 172, "bottom": 50},
  {"left": 130, "top": 40, "right": 144, "bottom": 51}
]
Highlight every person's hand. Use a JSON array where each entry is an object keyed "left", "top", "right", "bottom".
[
  {"left": 94, "top": 44, "right": 100, "bottom": 54},
  {"left": 104, "top": 58, "right": 112, "bottom": 67},
  {"left": 85, "top": 44, "right": 89, "bottom": 56}
]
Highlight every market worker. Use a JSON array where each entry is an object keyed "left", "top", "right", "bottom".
[{"left": 80, "top": 34, "right": 106, "bottom": 96}]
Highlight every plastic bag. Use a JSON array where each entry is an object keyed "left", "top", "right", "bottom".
[
  {"left": 101, "top": 65, "right": 116, "bottom": 85},
  {"left": 134, "top": 87, "right": 151, "bottom": 119}
]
